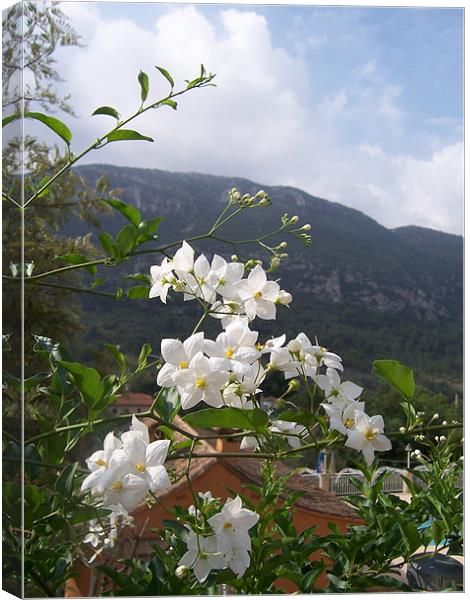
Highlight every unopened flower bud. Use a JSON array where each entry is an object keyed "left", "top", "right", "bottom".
[
  {"left": 175, "top": 565, "right": 189, "bottom": 579},
  {"left": 278, "top": 241, "right": 288, "bottom": 249},
  {"left": 442, "top": 420, "right": 448, "bottom": 426},
  {"left": 290, "top": 215, "right": 299, "bottom": 224},
  {"left": 287, "top": 339, "right": 302, "bottom": 353},
  {"left": 459, "top": 456, "right": 464, "bottom": 462},
  {"left": 240, "top": 381, "right": 256, "bottom": 395},
  {"left": 287, "top": 379, "right": 300, "bottom": 392},
  {"left": 439, "top": 436, "right": 446, "bottom": 442},
  {"left": 432, "top": 413, "right": 439, "bottom": 420},
  {"left": 276, "top": 290, "right": 292, "bottom": 305},
  {"left": 300, "top": 224, "right": 311, "bottom": 231},
  {"left": 399, "top": 426, "right": 406, "bottom": 433},
  {"left": 231, "top": 254, "right": 239, "bottom": 262}
]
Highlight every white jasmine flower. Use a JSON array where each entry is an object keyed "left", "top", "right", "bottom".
[
  {"left": 172, "top": 240, "right": 195, "bottom": 273},
  {"left": 316, "top": 368, "right": 363, "bottom": 407},
  {"left": 178, "top": 530, "right": 226, "bottom": 583},
  {"left": 268, "top": 332, "right": 318, "bottom": 379},
  {"left": 322, "top": 401, "right": 365, "bottom": 435},
  {"left": 100, "top": 470, "right": 149, "bottom": 512},
  {"left": 205, "top": 320, "right": 261, "bottom": 375},
  {"left": 112, "top": 432, "right": 171, "bottom": 493},
  {"left": 219, "top": 546, "right": 252, "bottom": 578},
  {"left": 180, "top": 254, "right": 217, "bottom": 302},
  {"left": 345, "top": 412, "right": 392, "bottom": 466},
  {"left": 157, "top": 332, "right": 205, "bottom": 387},
  {"left": 207, "top": 254, "right": 245, "bottom": 298},
  {"left": 307, "top": 343, "right": 343, "bottom": 372},
  {"left": 235, "top": 265, "right": 282, "bottom": 321},
  {"left": 81, "top": 432, "right": 122, "bottom": 493},
  {"left": 240, "top": 435, "right": 259, "bottom": 450},
  {"left": 121, "top": 414, "right": 151, "bottom": 445},
  {"left": 149, "top": 258, "right": 175, "bottom": 303},
  {"left": 172, "top": 352, "right": 230, "bottom": 409},
  {"left": 270, "top": 420, "right": 307, "bottom": 449},
  {"left": 208, "top": 496, "right": 259, "bottom": 552}
]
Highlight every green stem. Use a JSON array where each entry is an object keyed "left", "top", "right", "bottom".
[
  {"left": 388, "top": 422, "right": 463, "bottom": 438},
  {"left": 23, "top": 80, "right": 214, "bottom": 208},
  {"left": 3, "top": 456, "right": 87, "bottom": 473},
  {"left": 30, "top": 280, "right": 117, "bottom": 298},
  {"left": 25, "top": 410, "right": 154, "bottom": 444}
]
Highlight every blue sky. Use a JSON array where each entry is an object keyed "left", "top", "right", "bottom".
[{"left": 52, "top": 2, "right": 463, "bottom": 233}]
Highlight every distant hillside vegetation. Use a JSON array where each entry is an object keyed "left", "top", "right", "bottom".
[{"left": 72, "top": 164, "right": 463, "bottom": 396}]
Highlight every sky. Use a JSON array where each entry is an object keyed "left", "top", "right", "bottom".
[{"left": 39, "top": 2, "right": 465, "bottom": 234}]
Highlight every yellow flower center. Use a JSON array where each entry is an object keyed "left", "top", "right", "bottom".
[
  {"left": 365, "top": 428, "right": 378, "bottom": 441},
  {"left": 225, "top": 347, "right": 235, "bottom": 359},
  {"left": 343, "top": 418, "right": 354, "bottom": 429},
  {"left": 136, "top": 463, "right": 146, "bottom": 472},
  {"left": 95, "top": 459, "right": 107, "bottom": 467},
  {"left": 179, "top": 361, "right": 189, "bottom": 369},
  {"left": 253, "top": 291, "right": 263, "bottom": 299},
  {"left": 320, "top": 346, "right": 327, "bottom": 353},
  {"left": 223, "top": 522, "right": 233, "bottom": 530},
  {"left": 195, "top": 378, "right": 206, "bottom": 389},
  {"left": 256, "top": 342, "right": 264, "bottom": 351},
  {"left": 111, "top": 481, "right": 123, "bottom": 491}
]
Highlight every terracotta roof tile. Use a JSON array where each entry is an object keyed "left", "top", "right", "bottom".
[
  {"left": 221, "top": 456, "right": 360, "bottom": 520},
  {"left": 114, "top": 392, "right": 153, "bottom": 407}
]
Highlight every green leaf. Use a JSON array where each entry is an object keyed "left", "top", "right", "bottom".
[
  {"left": 106, "top": 129, "right": 154, "bottom": 143},
  {"left": 155, "top": 66, "right": 174, "bottom": 89},
  {"left": 104, "top": 344, "right": 126, "bottom": 374},
  {"left": 25, "top": 111, "right": 72, "bottom": 145},
  {"left": 160, "top": 99, "right": 177, "bottom": 110},
  {"left": 115, "top": 224, "right": 137, "bottom": 256},
  {"left": 372, "top": 359, "right": 415, "bottom": 400},
  {"left": 54, "top": 253, "right": 97, "bottom": 275},
  {"left": 138, "top": 343, "right": 152, "bottom": 369},
  {"left": 128, "top": 286, "right": 149, "bottom": 299},
  {"left": 92, "top": 106, "right": 120, "bottom": 119},
  {"left": 98, "top": 232, "right": 115, "bottom": 256},
  {"left": 154, "top": 387, "right": 180, "bottom": 422},
  {"left": 183, "top": 407, "right": 268, "bottom": 432},
  {"left": 55, "top": 463, "right": 78, "bottom": 497},
  {"left": 138, "top": 70, "right": 150, "bottom": 102},
  {"left": 2, "top": 113, "right": 20, "bottom": 127},
  {"left": 104, "top": 198, "right": 141, "bottom": 226},
  {"left": 139, "top": 216, "right": 163, "bottom": 235},
  {"left": 57, "top": 361, "right": 104, "bottom": 408},
  {"left": 398, "top": 519, "right": 421, "bottom": 555}
]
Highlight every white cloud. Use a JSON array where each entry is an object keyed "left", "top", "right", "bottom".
[{"left": 53, "top": 3, "right": 463, "bottom": 234}]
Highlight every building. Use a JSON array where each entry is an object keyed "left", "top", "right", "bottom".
[{"left": 108, "top": 392, "right": 153, "bottom": 415}]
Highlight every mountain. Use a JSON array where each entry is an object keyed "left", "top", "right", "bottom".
[{"left": 72, "top": 164, "right": 463, "bottom": 394}]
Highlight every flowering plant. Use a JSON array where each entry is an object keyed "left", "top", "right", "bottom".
[{"left": 2, "top": 56, "right": 462, "bottom": 596}]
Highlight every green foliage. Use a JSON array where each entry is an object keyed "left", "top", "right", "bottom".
[
  {"left": 106, "top": 129, "right": 154, "bottom": 143},
  {"left": 25, "top": 111, "right": 72, "bottom": 145},
  {"left": 373, "top": 359, "right": 415, "bottom": 400},
  {"left": 92, "top": 106, "right": 121, "bottom": 119},
  {"left": 183, "top": 407, "right": 268, "bottom": 432},
  {"left": 155, "top": 66, "right": 175, "bottom": 90},
  {"left": 138, "top": 70, "right": 150, "bottom": 102}
]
